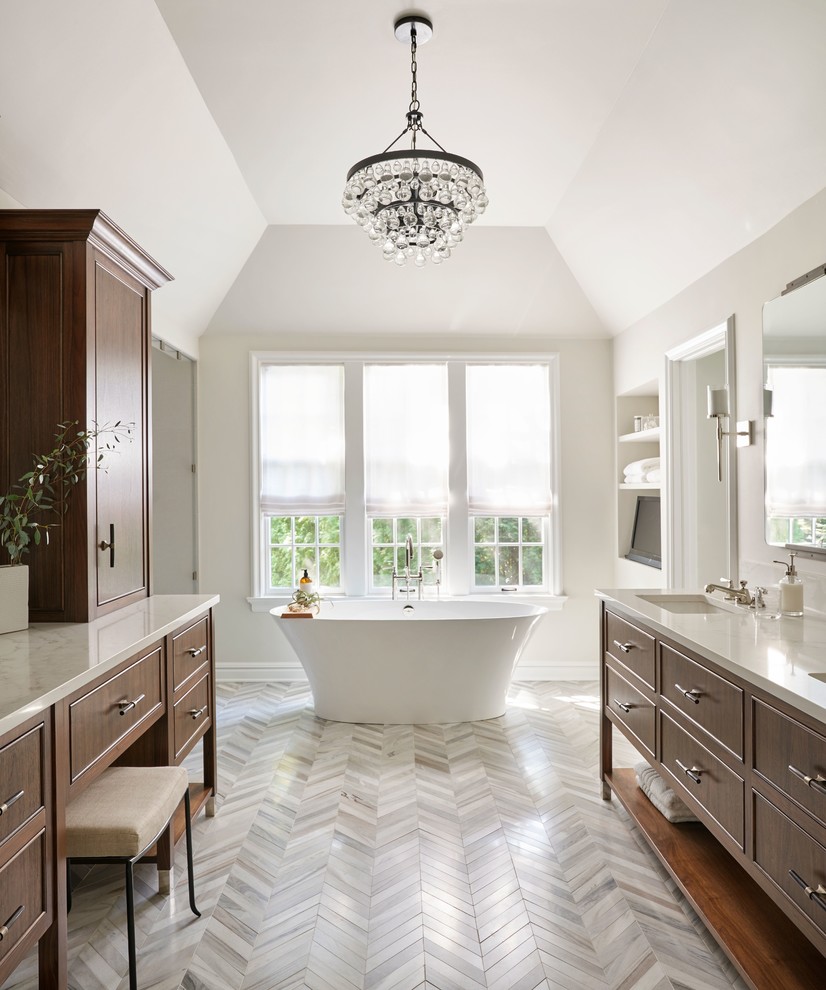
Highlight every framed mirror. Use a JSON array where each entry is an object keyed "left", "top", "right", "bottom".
[{"left": 763, "top": 267, "right": 826, "bottom": 557}]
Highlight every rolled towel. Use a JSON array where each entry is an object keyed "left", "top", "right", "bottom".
[
  {"left": 634, "top": 761, "right": 698, "bottom": 823},
  {"left": 624, "top": 457, "right": 660, "bottom": 477}
]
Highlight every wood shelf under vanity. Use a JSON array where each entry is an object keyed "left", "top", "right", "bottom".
[{"left": 607, "top": 767, "right": 824, "bottom": 990}]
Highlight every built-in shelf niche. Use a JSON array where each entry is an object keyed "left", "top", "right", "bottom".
[{"left": 616, "top": 390, "right": 664, "bottom": 582}]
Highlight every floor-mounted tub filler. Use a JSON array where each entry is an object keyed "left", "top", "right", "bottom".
[{"left": 272, "top": 599, "right": 546, "bottom": 724}]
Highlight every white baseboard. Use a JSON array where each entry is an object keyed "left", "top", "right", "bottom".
[
  {"left": 217, "top": 663, "right": 597, "bottom": 682},
  {"left": 515, "top": 664, "right": 598, "bottom": 680}
]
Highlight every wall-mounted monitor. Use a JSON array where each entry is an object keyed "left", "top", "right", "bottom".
[{"left": 626, "top": 495, "right": 662, "bottom": 569}]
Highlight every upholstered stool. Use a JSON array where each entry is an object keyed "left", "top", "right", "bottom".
[{"left": 66, "top": 766, "right": 201, "bottom": 990}]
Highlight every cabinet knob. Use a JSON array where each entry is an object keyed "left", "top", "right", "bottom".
[
  {"left": 675, "top": 758, "right": 704, "bottom": 784},
  {"left": 0, "top": 789, "right": 24, "bottom": 817},
  {"left": 674, "top": 683, "right": 702, "bottom": 704},
  {"left": 186, "top": 646, "right": 206, "bottom": 658},
  {"left": 612, "top": 698, "right": 632, "bottom": 714},
  {"left": 789, "top": 869, "right": 826, "bottom": 911},
  {"left": 188, "top": 706, "right": 206, "bottom": 720},
  {"left": 98, "top": 523, "right": 115, "bottom": 567},
  {"left": 613, "top": 640, "right": 635, "bottom": 654},
  {"left": 788, "top": 764, "right": 826, "bottom": 795},
  {"left": 118, "top": 693, "right": 145, "bottom": 716},
  {"left": 0, "top": 905, "right": 24, "bottom": 942}
]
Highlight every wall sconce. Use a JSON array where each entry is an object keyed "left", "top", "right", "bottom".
[{"left": 707, "top": 386, "right": 755, "bottom": 482}]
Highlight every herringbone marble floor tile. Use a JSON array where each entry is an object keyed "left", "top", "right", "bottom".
[{"left": 4, "top": 682, "right": 748, "bottom": 990}]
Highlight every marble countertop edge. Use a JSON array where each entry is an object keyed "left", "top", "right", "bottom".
[
  {"left": 0, "top": 594, "right": 220, "bottom": 738},
  {"left": 597, "top": 589, "right": 826, "bottom": 724}
]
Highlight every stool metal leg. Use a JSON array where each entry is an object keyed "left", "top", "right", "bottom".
[
  {"left": 184, "top": 788, "right": 201, "bottom": 918},
  {"left": 125, "top": 861, "right": 138, "bottom": 990}
]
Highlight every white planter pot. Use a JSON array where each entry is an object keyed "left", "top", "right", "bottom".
[{"left": 0, "top": 564, "right": 29, "bottom": 634}]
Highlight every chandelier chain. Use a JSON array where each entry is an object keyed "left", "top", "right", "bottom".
[{"left": 409, "top": 26, "right": 419, "bottom": 115}]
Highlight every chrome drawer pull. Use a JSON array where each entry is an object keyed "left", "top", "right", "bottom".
[
  {"left": 789, "top": 869, "right": 826, "bottom": 911},
  {"left": 0, "top": 789, "right": 24, "bottom": 816},
  {"left": 0, "top": 905, "right": 24, "bottom": 941},
  {"left": 674, "top": 683, "right": 702, "bottom": 704},
  {"left": 118, "top": 693, "right": 146, "bottom": 716},
  {"left": 675, "top": 759, "right": 704, "bottom": 784},
  {"left": 788, "top": 765, "right": 826, "bottom": 795},
  {"left": 188, "top": 706, "right": 206, "bottom": 720},
  {"left": 186, "top": 645, "right": 206, "bottom": 658},
  {"left": 612, "top": 699, "right": 632, "bottom": 714},
  {"left": 613, "top": 640, "right": 634, "bottom": 654}
]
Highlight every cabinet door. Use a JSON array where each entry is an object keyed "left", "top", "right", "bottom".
[{"left": 93, "top": 259, "right": 149, "bottom": 606}]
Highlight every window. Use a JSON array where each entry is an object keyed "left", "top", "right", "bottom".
[
  {"left": 267, "top": 515, "right": 342, "bottom": 590},
  {"left": 364, "top": 364, "right": 448, "bottom": 592},
  {"left": 254, "top": 355, "right": 559, "bottom": 597},
  {"left": 466, "top": 364, "right": 552, "bottom": 589},
  {"left": 258, "top": 364, "right": 344, "bottom": 593},
  {"left": 370, "top": 517, "right": 444, "bottom": 588},
  {"left": 473, "top": 516, "right": 546, "bottom": 589},
  {"left": 765, "top": 364, "right": 826, "bottom": 549}
]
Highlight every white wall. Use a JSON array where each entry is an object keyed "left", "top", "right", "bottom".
[
  {"left": 198, "top": 334, "right": 615, "bottom": 680},
  {"left": 613, "top": 185, "right": 826, "bottom": 603}
]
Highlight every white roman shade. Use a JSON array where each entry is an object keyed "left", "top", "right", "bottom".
[
  {"left": 466, "top": 364, "right": 552, "bottom": 514},
  {"left": 259, "top": 364, "right": 345, "bottom": 514},
  {"left": 765, "top": 364, "right": 826, "bottom": 517},
  {"left": 364, "top": 364, "right": 448, "bottom": 514}
]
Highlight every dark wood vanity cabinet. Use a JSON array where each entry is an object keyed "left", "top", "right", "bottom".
[
  {"left": 0, "top": 210, "right": 171, "bottom": 622},
  {"left": 600, "top": 600, "right": 826, "bottom": 989},
  {"left": 0, "top": 714, "right": 52, "bottom": 988}
]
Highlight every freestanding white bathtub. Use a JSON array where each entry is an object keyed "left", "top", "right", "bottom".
[{"left": 271, "top": 598, "right": 546, "bottom": 723}]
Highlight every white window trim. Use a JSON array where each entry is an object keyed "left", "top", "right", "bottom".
[{"left": 247, "top": 350, "right": 563, "bottom": 607}]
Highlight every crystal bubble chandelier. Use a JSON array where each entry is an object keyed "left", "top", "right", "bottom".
[{"left": 342, "top": 15, "right": 488, "bottom": 267}]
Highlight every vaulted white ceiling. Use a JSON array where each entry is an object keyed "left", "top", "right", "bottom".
[{"left": 1, "top": 0, "right": 825, "bottom": 351}]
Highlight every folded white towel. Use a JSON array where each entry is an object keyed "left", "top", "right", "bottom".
[
  {"left": 645, "top": 468, "right": 662, "bottom": 484},
  {"left": 624, "top": 457, "right": 660, "bottom": 477},
  {"left": 634, "top": 761, "right": 698, "bottom": 823},
  {"left": 624, "top": 473, "right": 646, "bottom": 484}
]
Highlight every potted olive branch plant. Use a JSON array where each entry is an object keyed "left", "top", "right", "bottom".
[{"left": 0, "top": 420, "right": 132, "bottom": 633}]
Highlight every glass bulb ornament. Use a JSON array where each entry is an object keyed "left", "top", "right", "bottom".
[{"left": 342, "top": 16, "right": 487, "bottom": 268}]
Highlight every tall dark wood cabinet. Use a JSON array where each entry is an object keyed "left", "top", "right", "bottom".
[{"left": 0, "top": 210, "right": 172, "bottom": 622}]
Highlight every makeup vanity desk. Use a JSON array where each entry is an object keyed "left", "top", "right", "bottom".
[
  {"left": 0, "top": 594, "right": 219, "bottom": 990},
  {"left": 598, "top": 589, "right": 826, "bottom": 990}
]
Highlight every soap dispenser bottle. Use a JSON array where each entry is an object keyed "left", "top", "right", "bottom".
[
  {"left": 299, "top": 569, "right": 314, "bottom": 596},
  {"left": 773, "top": 552, "right": 804, "bottom": 616}
]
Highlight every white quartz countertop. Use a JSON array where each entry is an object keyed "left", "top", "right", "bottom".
[
  {"left": 597, "top": 589, "right": 826, "bottom": 724},
  {"left": 0, "top": 594, "right": 219, "bottom": 738}
]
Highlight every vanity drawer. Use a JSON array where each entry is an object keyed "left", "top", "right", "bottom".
[
  {"left": 173, "top": 671, "right": 211, "bottom": 761},
  {"left": 660, "top": 711, "right": 744, "bottom": 847},
  {"left": 660, "top": 644, "right": 743, "bottom": 758},
  {"left": 0, "top": 723, "right": 44, "bottom": 852},
  {"left": 69, "top": 646, "right": 164, "bottom": 785},
  {"left": 171, "top": 616, "right": 210, "bottom": 693},
  {"left": 754, "top": 700, "right": 826, "bottom": 825},
  {"left": 754, "top": 792, "right": 826, "bottom": 939},
  {"left": 0, "top": 829, "right": 47, "bottom": 972},
  {"left": 605, "top": 663, "right": 655, "bottom": 757},
  {"left": 605, "top": 610, "right": 655, "bottom": 688}
]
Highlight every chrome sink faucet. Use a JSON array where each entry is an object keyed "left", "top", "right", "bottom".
[{"left": 704, "top": 578, "right": 753, "bottom": 606}]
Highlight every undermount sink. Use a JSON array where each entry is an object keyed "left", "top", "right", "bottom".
[
  {"left": 638, "top": 594, "right": 729, "bottom": 614},
  {"left": 809, "top": 672, "right": 826, "bottom": 683}
]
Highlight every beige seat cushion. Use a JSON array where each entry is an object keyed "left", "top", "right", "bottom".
[{"left": 66, "top": 766, "right": 189, "bottom": 859}]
